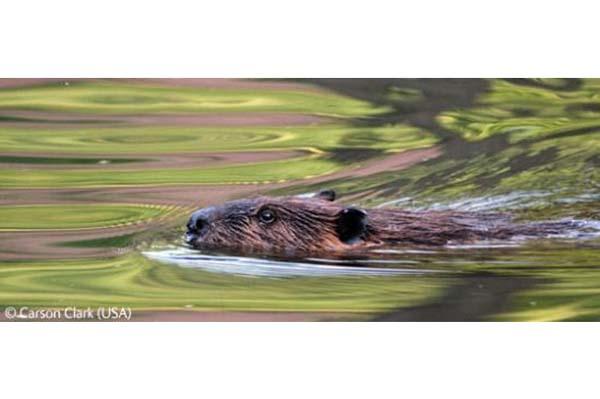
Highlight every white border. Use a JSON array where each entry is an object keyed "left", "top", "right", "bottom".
[
  {"left": 1, "top": 0, "right": 599, "bottom": 77},
  {"left": 1, "top": 323, "right": 599, "bottom": 398}
]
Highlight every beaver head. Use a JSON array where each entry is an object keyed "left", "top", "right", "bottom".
[{"left": 184, "top": 189, "right": 370, "bottom": 256}]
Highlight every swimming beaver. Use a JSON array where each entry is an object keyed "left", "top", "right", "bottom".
[{"left": 184, "top": 189, "right": 582, "bottom": 256}]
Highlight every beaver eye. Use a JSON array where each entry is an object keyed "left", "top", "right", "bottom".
[{"left": 258, "top": 208, "right": 276, "bottom": 224}]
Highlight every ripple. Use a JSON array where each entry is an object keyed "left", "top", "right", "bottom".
[
  {"left": 0, "top": 204, "right": 176, "bottom": 231},
  {"left": 417, "top": 191, "right": 554, "bottom": 211},
  {"left": 143, "top": 247, "right": 438, "bottom": 277},
  {"left": 379, "top": 190, "right": 600, "bottom": 213}
]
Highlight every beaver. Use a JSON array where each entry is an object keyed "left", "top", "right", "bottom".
[{"left": 183, "top": 189, "right": 585, "bottom": 257}]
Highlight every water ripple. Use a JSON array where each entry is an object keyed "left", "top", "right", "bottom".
[{"left": 144, "top": 248, "right": 438, "bottom": 277}]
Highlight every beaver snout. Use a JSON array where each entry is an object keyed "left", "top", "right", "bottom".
[{"left": 185, "top": 207, "right": 215, "bottom": 244}]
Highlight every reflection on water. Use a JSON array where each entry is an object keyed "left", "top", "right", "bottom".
[{"left": 1, "top": 78, "right": 599, "bottom": 321}]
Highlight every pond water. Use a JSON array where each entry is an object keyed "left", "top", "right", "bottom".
[{"left": 1, "top": 78, "right": 599, "bottom": 321}]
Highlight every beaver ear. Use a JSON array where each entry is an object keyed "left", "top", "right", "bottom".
[
  {"left": 316, "top": 189, "right": 336, "bottom": 202},
  {"left": 336, "top": 207, "right": 367, "bottom": 244}
]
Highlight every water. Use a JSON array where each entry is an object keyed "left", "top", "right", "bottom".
[
  {"left": 143, "top": 248, "right": 435, "bottom": 277},
  {"left": 1, "top": 78, "right": 599, "bottom": 321}
]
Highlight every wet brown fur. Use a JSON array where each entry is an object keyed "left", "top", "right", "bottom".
[{"left": 185, "top": 192, "right": 578, "bottom": 256}]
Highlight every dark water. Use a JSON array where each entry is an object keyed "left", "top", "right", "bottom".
[{"left": 1, "top": 78, "right": 599, "bottom": 321}]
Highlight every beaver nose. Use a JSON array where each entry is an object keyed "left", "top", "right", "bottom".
[
  {"left": 187, "top": 214, "right": 208, "bottom": 234},
  {"left": 185, "top": 207, "right": 215, "bottom": 243}
]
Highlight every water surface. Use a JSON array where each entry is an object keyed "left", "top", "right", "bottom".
[{"left": 1, "top": 78, "right": 599, "bottom": 321}]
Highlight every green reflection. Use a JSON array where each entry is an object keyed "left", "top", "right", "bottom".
[
  {"left": 0, "top": 204, "right": 176, "bottom": 231},
  {"left": 0, "top": 254, "right": 445, "bottom": 315},
  {"left": 0, "top": 123, "right": 436, "bottom": 188},
  {"left": 58, "top": 233, "right": 138, "bottom": 248},
  {"left": 0, "top": 81, "right": 390, "bottom": 117},
  {"left": 0, "top": 124, "right": 433, "bottom": 154},
  {"left": 0, "top": 154, "right": 340, "bottom": 188},
  {"left": 302, "top": 79, "right": 600, "bottom": 210},
  {"left": 0, "top": 156, "right": 146, "bottom": 165}
]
